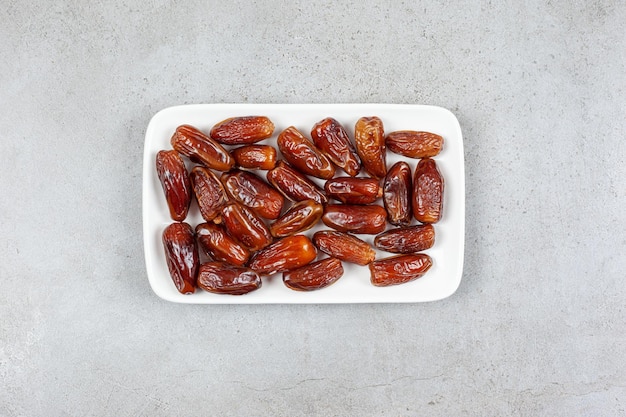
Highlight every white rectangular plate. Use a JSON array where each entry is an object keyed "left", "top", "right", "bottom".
[{"left": 143, "top": 104, "right": 464, "bottom": 303}]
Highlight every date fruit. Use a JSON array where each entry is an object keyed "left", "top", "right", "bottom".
[
  {"left": 196, "top": 222, "right": 250, "bottom": 266},
  {"left": 283, "top": 257, "right": 344, "bottom": 291},
  {"left": 354, "top": 116, "right": 386, "bottom": 179},
  {"left": 383, "top": 161, "right": 412, "bottom": 227},
  {"left": 221, "top": 170, "right": 285, "bottom": 220},
  {"left": 277, "top": 126, "right": 335, "bottom": 179},
  {"left": 221, "top": 203, "right": 273, "bottom": 252},
  {"left": 269, "top": 200, "right": 323, "bottom": 238},
  {"left": 311, "top": 117, "right": 361, "bottom": 176},
  {"left": 374, "top": 224, "right": 435, "bottom": 254},
  {"left": 171, "top": 125, "right": 234, "bottom": 171},
  {"left": 386, "top": 131, "right": 443, "bottom": 158},
  {"left": 190, "top": 166, "right": 228, "bottom": 222},
  {"left": 162, "top": 222, "right": 199, "bottom": 294},
  {"left": 312, "top": 230, "right": 376, "bottom": 266},
  {"left": 156, "top": 150, "right": 191, "bottom": 221},
  {"left": 197, "top": 262, "right": 261, "bottom": 295},
  {"left": 369, "top": 254, "right": 433, "bottom": 287},
  {"left": 322, "top": 204, "right": 387, "bottom": 234},
  {"left": 413, "top": 158, "right": 444, "bottom": 223},
  {"left": 247, "top": 235, "right": 317, "bottom": 275},
  {"left": 267, "top": 161, "right": 327, "bottom": 205},
  {"left": 231, "top": 145, "right": 277, "bottom": 170},
  {"left": 324, "top": 177, "right": 382, "bottom": 204},
  {"left": 209, "top": 116, "right": 274, "bottom": 145}
]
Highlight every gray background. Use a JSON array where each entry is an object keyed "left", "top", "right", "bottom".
[{"left": 1, "top": 1, "right": 625, "bottom": 416}]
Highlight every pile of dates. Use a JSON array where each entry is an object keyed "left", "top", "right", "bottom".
[{"left": 156, "top": 116, "right": 444, "bottom": 295}]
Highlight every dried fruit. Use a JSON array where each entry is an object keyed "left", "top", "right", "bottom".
[
  {"left": 197, "top": 262, "right": 261, "bottom": 295},
  {"left": 221, "top": 202, "right": 273, "bottom": 252},
  {"left": 269, "top": 200, "right": 323, "bottom": 238},
  {"left": 354, "top": 116, "right": 386, "bottom": 179},
  {"left": 369, "top": 254, "right": 432, "bottom": 287},
  {"left": 162, "top": 222, "right": 199, "bottom": 294},
  {"left": 247, "top": 235, "right": 317, "bottom": 275},
  {"left": 324, "top": 177, "right": 382, "bottom": 204},
  {"left": 283, "top": 258, "right": 344, "bottom": 291},
  {"left": 267, "top": 161, "right": 327, "bottom": 205},
  {"left": 155, "top": 150, "right": 191, "bottom": 221},
  {"left": 374, "top": 224, "right": 435, "bottom": 254},
  {"left": 413, "top": 158, "right": 444, "bottom": 223},
  {"left": 196, "top": 222, "right": 250, "bottom": 266},
  {"left": 190, "top": 166, "right": 228, "bottom": 222},
  {"left": 209, "top": 116, "right": 274, "bottom": 145},
  {"left": 231, "top": 145, "right": 277, "bottom": 170},
  {"left": 312, "top": 231, "right": 376, "bottom": 266},
  {"left": 311, "top": 117, "right": 361, "bottom": 176},
  {"left": 221, "top": 170, "right": 284, "bottom": 220},
  {"left": 171, "top": 124, "right": 234, "bottom": 171},
  {"left": 383, "top": 161, "right": 412, "bottom": 227},
  {"left": 386, "top": 131, "right": 443, "bottom": 158},
  {"left": 277, "top": 126, "right": 335, "bottom": 179},
  {"left": 322, "top": 204, "right": 387, "bottom": 234}
]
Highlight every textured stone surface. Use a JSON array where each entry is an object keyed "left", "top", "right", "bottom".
[{"left": 1, "top": 1, "right": 625, "bottom": 416}]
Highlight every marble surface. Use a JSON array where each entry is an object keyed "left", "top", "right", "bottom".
[{"left": 1, "top": 1, "right": 625, "bottom": 416}]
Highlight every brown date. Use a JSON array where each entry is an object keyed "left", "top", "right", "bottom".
[
  {"left": 383, "top": 161, "right": 412, "bottom": 226},
  {"left": 277, "top": 126, "right": 335, "bottom": 180},
  {"left": 369, "top": 254, "right": 433, "bottom": 287},
  {"left": 209, "top": 116, "right": 274, "bottom": 145},
  {"left": 311, "top": 117, "right": 361, "bottom": 176},
  {"left": 231, "top": 145, "right": 277, "bottom": 170},
  {"left": 196, "top": 222, "right": 250, "bottom": 266},
  {"left": 374, "top": 224, "right": 435, "bottom": 254},
  {"left": 413, "top": 158, "right": 444, "bottom": 223},
  {"left": 322, "top": 204, "right": 387, "bottom": 234},
  {"left": 386, "top": 131, "right": 443, "bottom": 158},
  {"left": 312, "top": 230, "right": 376, "bottom": 266},
  {"left": 269, "top": 200, "right": 323, "bottom": 238},
  {"left": 221, "top": 203, "right": 273, "bottom": 252},
  {"left": 267, "top": 161, "right": 327, "bottom": 205},
  {"left": 162, "top": 222, "right": 199, "bottom": 294},
  {"left": 155, "top": 150, "right": 191, "bottom": 221},
  {"left": 283, "top": 257, "right": 344, "bottom": 291},
  {"left": 354, "top": 116, "right": 386, "bottom": 179},
  {"left": 171, "top": 124, "right": 234, "bottom": 171},
  {"left": 221, "top": 170, "right": 285, "bottom": 220},
  {"left": 324, "top": 177, "right": 382, "bottom": 204},
  {"left": 247, "top": 235, "right": 317, "bottom": 275},
  {"left": 197, "top": 262, "right": 261, "bottom": 295},
  {"left": 190, "top": 166, "right": 228, "bottom": 222}
]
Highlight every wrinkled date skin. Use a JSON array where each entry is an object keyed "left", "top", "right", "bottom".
[
  {"left": 221, "top": 170, "right": 285, "bottom": 220},
  {"left": 277, "top": 126, "right": 335, "bottom": 180},
  {"left": 156, "top": 150, "right": 191, "bottom": 221},
  {"left": 311, "top": 117, "right": 361, "bottom": 176},
  {"left": 386, "top": 131, "right": 443, "bottom": 158},
  {"left": 197, "top": 262, "right": 262, "bottom": 295},
  {"left": 221, "top": 203, "right": 273, "bottom": 252},
  {"left": 171, "top": 125, "right": 234, "bottom": 171},
  {"left": 162, "top": 222, "right": 199, "bottom": 294},
  {"left": 369, "top": 254, "right": 433, "bottom": 287},
  {"left": 190, "top": 166, "right": 228, "bottom": 222},
  {"left": 196, "top": 222, "right": 250, "bottom": 266},
  {"left": 413, "top": 158, "right": 444, "bottom": 223},
  {"left": 209, "top": 116, "right": 274, "bottom": 145},
  {"left": 283, "top": 257, "right": 344, "bottom": 291},
  {"left": 247, "top": 235, "right": 317, "bottom": 275},
  {"left": 231, "top": 145, "right": 277, "bottom": 170},
  {"left": 325, "top": 177, "right": 382, "bottom": 204},
  {"left": 267, "top": 161, "right": 328, "bottom": 205},
  {"left": 374, "top": 224, "right": 435, "bottom": 254},
  {"left": 312, "top": 230, "right": 376, "bottom": 266},
  {"left": 322, "top": 204, "right": 387, "bottom": 234},
  {"left": 383, "top": 161, "right": 412, "bottom": 227},
  {"left": 270, "top": 200, "right": 323, "bottom": 238},
  {"left": 354, "top": 117, "right": 386, "bottom": 179}
]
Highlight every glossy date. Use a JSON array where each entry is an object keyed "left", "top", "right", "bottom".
[
  {"left": 197, "top": 262, "right": 261, "bottom": 295},
  {"left": 383, "top": 161, "right": 412, "bottom": 227},
  {"left": 221, "top": 169, "right": 285, "bottom": 220},
  {"left": 247, "top": 234, "right": 317, "bottom": 275},
  {"left": 283, "top": 257, "right": 344, "bottom": 291},
  {"left": 196, "top": 222, "right": 251, "bottom": 266},
  {"left": 171, "top": 124, "right": 234, "bottom": 171},
  {"left": 162, "top": 222, "right": 199, "bottom": 294},
  {"left": 311, "top": 117, "right": 361, "bottom": 176},
  {"left": 322, "top": 204, "right": 387, "bottom": 234},
  {"left": 374, "top": 224, "right": 435, "bottom": 254},
  {"left": 277, "top": 126, "right": 335, "bottom": 179},
  {"left": 354, "top": 116, "right": 386, "bottom": 179},
  {"left": 210, "top": 116, "right": 274, "bottom": 145},
  {"left": 413, "top": 158, "right": 444, "bottom": 223},
  {"left": 156, "top": 150, "right": 191, "bottom": 221},
  {"left": 369, "top": 254, "right": 432, "bottom": 287},
  {"left": 312, "top": 230, "right": 376, "bottom": 266}
]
